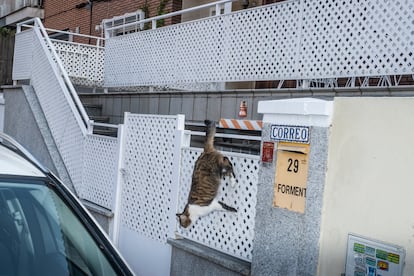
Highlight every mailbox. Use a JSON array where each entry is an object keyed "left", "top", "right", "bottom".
[{"left": 273, "top": 142, "right": 310, "bottom": 213}]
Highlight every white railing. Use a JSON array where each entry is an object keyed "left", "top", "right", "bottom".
[
  {"left": 104, "top": 0, "right": 414, "bottom": 88},
  {"left": 13, "top": 18, "right": 120, "bottom": 212},
  {"left": 51, "top": 39, "right": 105, "bottom": 87},
  {"left": 103, "top": 0, "right": 235, "bottom": 37},
  {"left": 15, "top": 18, "right": 91, "bottom": 132},
  {"left": 102, "top": 10, "right": 146, "bottom": 38}
]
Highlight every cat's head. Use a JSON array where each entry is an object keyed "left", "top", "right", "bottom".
[{"left": 176, "top": 206, "right": 192, "bottom": 228}]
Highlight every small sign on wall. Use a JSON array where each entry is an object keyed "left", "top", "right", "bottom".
[
  {"left": 345, "top": 234, "right": 405, "bottom": 276},
  {"left": 273, "top": 142, "right": 310, "bottom": 213},
  {"left": 261, "top": 141, "right": 275, "bottom": 163},
  {"left": 270, "top": 125, "right": 310, "bottom": 144}
]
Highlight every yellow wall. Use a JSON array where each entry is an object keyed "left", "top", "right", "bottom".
[{"left": 318, "top": 97, "right": 414, "bottom": 275}]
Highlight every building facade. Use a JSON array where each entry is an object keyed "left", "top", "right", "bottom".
[{"left": 43, "top": 0, "right": 182, "bottom": 41}]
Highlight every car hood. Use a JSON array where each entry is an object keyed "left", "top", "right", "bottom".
[{"left": 0, "top": 145, "right": 45, "bottom": 177}]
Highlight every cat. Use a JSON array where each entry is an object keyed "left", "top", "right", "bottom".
[{"left": 177, "top": 120, "right": 237, "bottom": 228}]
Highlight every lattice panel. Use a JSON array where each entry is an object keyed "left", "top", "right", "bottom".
[
  {"left": 82, "top": 135, "right": 119, "bottom": 210},
  {"left": 30, "top": 28, "right": 85, "bottom": 193},
  {"left": 13, "top": 30, "right": 35, "bottom": 80},
  {"left": 121, "top": 114, "right": 180, "bottom": 242},
  {"left": 21, "top": 28, "right": 120, "bottom": 211},
  {"left": 299, "top": 0, "right": 414, "bottom": 78},
  {"left": 176, "top": 148, "right": 259, "bottom": 261},
  {"left": 52, "top": 40, "right": 104, "bottom": 87},
  {"left": 104, "top": 0, "right": 414, "bottom": 87}
]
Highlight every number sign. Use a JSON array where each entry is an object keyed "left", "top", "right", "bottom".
[{"left": 273, "top": 142, "right": 310, "bottom": 213}]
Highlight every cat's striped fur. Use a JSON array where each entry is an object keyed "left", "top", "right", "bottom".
[{"left": 177, "top": 120, "right": 237, "bottom": 228}]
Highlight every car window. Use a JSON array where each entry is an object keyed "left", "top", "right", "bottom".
[{"left": 0, "top": 181, "right": 118, "bottom": 276}]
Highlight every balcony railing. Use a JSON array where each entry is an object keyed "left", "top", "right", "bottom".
[
  {"left": 13, "top": 0, "right": 414, "bottom": 92},
  {"left": 102, "top": 0, "right": 414, "bottom": 89}
]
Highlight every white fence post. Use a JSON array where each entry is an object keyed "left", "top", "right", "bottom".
[
  {"left": 168, "top": 114, "right": 186, "bottom": 238},
  {"left": 110, "top": 121, "right": 127, "bottom": 244}
]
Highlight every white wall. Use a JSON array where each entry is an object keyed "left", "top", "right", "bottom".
[{"left": 318, "top": 97, "right": 414, "bottom": 275}]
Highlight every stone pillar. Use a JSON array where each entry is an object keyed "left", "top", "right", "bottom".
[{"left": 251, "top": 98, "right": 333, "bottom": 276}]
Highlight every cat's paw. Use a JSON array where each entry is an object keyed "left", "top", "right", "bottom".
[
  {"left": 227, "top": 206, "right": 237, "bottom": 212},
  {"left": 219, "top": 201, "right": 237, "bottom": 212}
]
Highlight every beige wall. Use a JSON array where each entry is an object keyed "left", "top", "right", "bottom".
[{"left": 318, "top": 97, "right": 414, "bottom": 275}]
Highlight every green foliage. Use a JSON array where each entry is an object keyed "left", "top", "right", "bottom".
[
  {"left": 0, "top": 27, "right": 15, "bottom": 37},
  {"left": 141, "top": 0, "right": 169, "bottom": 30},
  {"left": 156, "top": 0, "right": 168, "bottom": 28},
  {"left": 141, "top": 0, "right": 151, "bottom": 30}
]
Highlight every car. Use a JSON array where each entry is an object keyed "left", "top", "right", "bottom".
[{"left": 0, "top": 132, "right": 134, "bottom": 276}]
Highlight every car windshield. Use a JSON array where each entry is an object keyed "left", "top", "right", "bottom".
[{"left": 0, "top": 179, "right": 117, "bottom": 276}]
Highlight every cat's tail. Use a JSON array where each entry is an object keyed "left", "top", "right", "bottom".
[{"left": 204, "top": 120, "right": 216, "bottom": 152}]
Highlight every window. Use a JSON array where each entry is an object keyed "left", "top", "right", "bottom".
[{"left": 0, "top": 181, "right": 118, "bottom": 275}]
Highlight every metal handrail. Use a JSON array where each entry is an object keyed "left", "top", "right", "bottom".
[
  {"left": 49, "top": 38, "right": 105, "bottom": 49},
  {"left": 104, "top": 0, "right": 236, "bottom": 33},
  {"left": 17, "top": 18, "right": 92, "bottom": 134},
  {"left": 45, "top": 27, "right": 105, "bottom": 47}
]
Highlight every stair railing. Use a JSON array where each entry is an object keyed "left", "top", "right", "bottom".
[{"left": 17, "top": 17, "right": 93, "bottom": 135}]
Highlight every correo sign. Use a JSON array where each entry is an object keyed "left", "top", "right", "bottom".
[{"left": 270, "top": 125, "right": 310, "bottom": 143}]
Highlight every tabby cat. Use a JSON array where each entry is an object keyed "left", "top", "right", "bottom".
[{"left": 177, "top": 120, "right": 237, "bottom": 228}]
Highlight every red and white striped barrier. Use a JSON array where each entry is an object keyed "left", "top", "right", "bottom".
[{"left": 219, "top": 118, "right": 263, "bottom": 131}]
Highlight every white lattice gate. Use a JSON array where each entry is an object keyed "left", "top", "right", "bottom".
[
  {"left": 176, "top": 148, "right": 259, "bottom": 261},
  {"left": 115, "top": 113, "right": 185, "bottom": 276},
  {"left": 115, "top": 113, "right": 260, "bottom": 274}
]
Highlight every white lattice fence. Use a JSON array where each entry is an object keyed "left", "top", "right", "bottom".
[
  {"left": 13, "top": 26, "right": 118, "bottom": 210},
  {"left": 176, "top": 147, "right": 259, "bottom": 261},
  {"left": 82, "top": 134, "right": 119, "bottom": 209},
  {"left": 299, "top": 0, "right": 414, "bottom": 78},
  {"left": 30, "top": 28, "right": 85, "bottom": 192},
  {"left": 52, "top": 40, "right": 104, "bottom": 87},
  {"left": 13, "top": 30, "right": 35, "bottom": 80},
  {"left": 120, "top": 114, "right": 183, "bottom": 242},
  {"left": 104, "top": 0, "right": 414, "bottom": 87}
]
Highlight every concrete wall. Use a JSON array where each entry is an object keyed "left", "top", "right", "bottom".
[
  {"left": 318, "top": 97, "right": 414, "bottom": 275},
  {"left": 79, "top": 87, "right": 414, "bottom": 125},
  {"left": 168, "top": 238, "right": 251, "bottom": 276},
  {"left": 79, "top": 90, "right": 276, "bottom": 124},
  {"left": 3, "top": 86, "right": 62, "bottom": 179},
  {"left": 251, "top": 98, "right": 332, "bottom": 276},
  {"left": 2, "top": 85, "right": 111, "bottom": 233}
]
